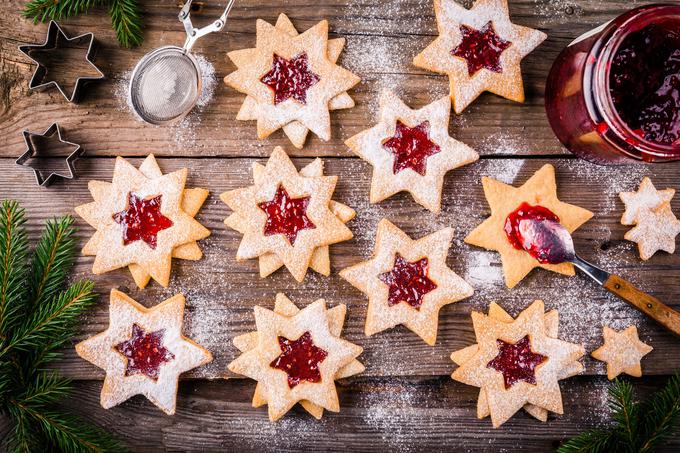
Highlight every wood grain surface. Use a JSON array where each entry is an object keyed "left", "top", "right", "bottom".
[{"left": 1, "top": 0, "right": 679, "bottom": 451}]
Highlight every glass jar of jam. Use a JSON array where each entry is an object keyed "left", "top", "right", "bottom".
[{"left": 545, "top": 4, "right": 680, "bottom": 164}]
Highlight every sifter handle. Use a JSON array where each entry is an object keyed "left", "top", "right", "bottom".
[{"left": 179, "top": 0, "right": 236, "bottom": 51}]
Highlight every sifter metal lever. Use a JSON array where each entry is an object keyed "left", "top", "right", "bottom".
[{"left": 179, "top": 0, "right": 236, "bottom": 51}]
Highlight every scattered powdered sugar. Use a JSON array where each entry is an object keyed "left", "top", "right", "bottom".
[
  {"left": 478, "top": 131, "right": 529, "bottom": 156},
  {"left": 532, "top": 0, "right": 583, "bottom": 25}
]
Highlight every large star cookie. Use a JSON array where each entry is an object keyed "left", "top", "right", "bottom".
[
  {"left": 232, "top": 293, "right": 364, "bottom": 419},
  {"left": 340, "top": 219, "right": 473, "bottom": 345},
  {"left": 75, "top": 155, "right": 211, "bottom": 288},
  {"left": 221, "top": 147, "right": 353, "bottom": 282},
  {"left": 75, "top": 290, "right": 213, "bottom": 415},
  {"left": 451, "top": 300, "right": 585, "bottom": 427},
  {"left": 451, "top": 302, "right": 584, "bottom": 423},
  {"left": 228, "top": 295, "right": 363, "bottom": 421},
  {"left": 620, "top": 177, "right": 680, "bottom": 260},
  {"left": 413, "top": 0, "right": 547, "bottom": 113},
  {"left": 232, "top": 14, "right": 356, "bottom": 148},
  {"left": 345, "top": 90, "right": 479, "bottom": 213},
  {"left": 224, "top": 15, "right": 360, "bottom": 147},
  {"left": 591, "top": 325, "right": 653, "bottom": 380},
  {"left": 465, "top": 164, "right": 593, "bottom": 288}
]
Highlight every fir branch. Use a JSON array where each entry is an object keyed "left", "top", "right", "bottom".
[
  {"left": 28, "top": 216, "right": 77, "bottom": 311},
  {"left": 22, "top": 0, "right": 105, "bottom": 24},
  {"left": 0, "top": 201, "right": 28, "bottom": 344},
  {"left": 557, "top": 429, "right": 615, "bottom": 453},
  {"left": 609, "top": 379, "right": 639, "bottom": 450},
  {"left": 639, "top": 375, "right": 680, "bottom": 453},
  {"left": 108, "top": 0, "right": 144, "bottom": 48},
  {"left": 20, "top": 372, "right": 71, "bottom": 407}
]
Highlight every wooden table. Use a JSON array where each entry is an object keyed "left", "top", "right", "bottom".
[{"left": 2, "top": 0, "right": 679, "bottom": 451}]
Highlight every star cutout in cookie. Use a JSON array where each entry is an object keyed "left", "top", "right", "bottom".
[
  {"left": 620, "top": 177, "right": 675, "bottom": 225},
  {"left": 221, "top": 147, "right": 353, "bottom": 282},
  {"left": 224, "top": 15, "right": 360, "bottom": 144},
  {"left": 413, "top": 0, "right": 547, "bottom": 113},
  {"left": 75, "top": 155, "right": 211, "bottom": 287},
  {"left": 228, "top": 298, "right": 363, "bottom": 421},
  {"left": 624, "top": 204, "right": 680, "bottom": 260},
  {"left": 591, "top": 325, "right": 653, "bottom": 380},
  {"left": 75, "top": 290, "right": 213, "bottom": 415},
  {"left": 340, "top": 219, "right": 474, "bottom": 345},
  {"left": 452, "top": 300, "right": 585, "bottom": 427},
  {"left": 345, "top": 90, "right": 479, "bottom": 213},
  {"left": 465, "top": 164, "right": 593, "bottom": 288}
]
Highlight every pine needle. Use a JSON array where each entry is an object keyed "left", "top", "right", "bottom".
[
  {"left": 108, "top": 0, "right": 144, "bottom": 48},
  {"left": 0, "top": 201, "right": 28, "bottom": 341},
  {"left": 557, "top": 429, "right": 615, "bottom": 453},
  {"left": 639, "top": 375, "right": 680, "bottom": 452},
  {"left": 609, "top": 379, "right": 639, "bottom": 450}
]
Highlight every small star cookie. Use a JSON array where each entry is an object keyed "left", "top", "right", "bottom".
[
  {"left": 75, "top": 155, "right": 211, "bottom": 288},
  {"left": 345, "top": 90, "right": 479, "bottom": 213},
  {"left": 591, "top": 325, "right": 653, "bottom": 380},
  {"left": 232, "top": 293, "right": 365, "bottom": 419},
  {"left": 228, "top": 295, "right": 363, "bottom": 421},
  {"left": 232, "top": 14, "right": 355, "bottom": 148},
  {"left": 451, "top": 300, "right": 585, "bottom": 427},
  {"left": 619, "top": 177, "right": 680, "bottom": 260},
  {"left": 75, "top": 290, "right": 213, "bottom": 415},
  {"left": 224, "top": 15, "right": 360, "bottom": 147},
  {"left": 340, "top": 219, "right": 473, "bottom": 345},
  {"left": 221, "top": 147, "right": 353, "bottom": 282},
  {"left": 413, "top": 0, "right": 547, "bottom": 113},
  {"left": 465, "top": 164, "right": 593, "bottom": 288}
]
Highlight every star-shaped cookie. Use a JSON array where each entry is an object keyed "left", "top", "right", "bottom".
[
  {"left": 75, "top": 155, "right": 211, "bottom": 288},
  {"left": 232, "top": 14, "right": 355, "bottom": 148},
  {"left": 451, "top": 302, "right": 584, "bottom": 423},
  {"left": 228, "top": 296, "right": 363, "bottom": 421},
  {"left": 619, "top": 177, "right": 675, "bottom": 226},
  {"left": 465, "top": 164, "right": 593, "bottom": 288},
  {"left": 232, "top": 293, "right": 364, "bottom": 419},
  {"left": 224, "top": 15, "right": 360, "bottom": 146},
  {"left": 221, "top": 147, "right": 353, "bottom": 282},
  {"left": 75, "top": 290, "right": 213, "bottom": 415},
  {"left": 413, "top": 0, "right": 547, "bottom": 113},
  {"left": 340, "top": 219, "right": 473, "bottom": 345},
  {"left": 451, "top": 300, "right": 585, "bottom": 427},
  {"left": 591, "top": 325, "right": 653, "bottom": 380},
  {"left": 345, "top": 90, "right": 479, "bottom": 213}
]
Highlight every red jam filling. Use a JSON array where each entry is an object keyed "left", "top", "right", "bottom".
[
  {"left": 112, "top": 192, "right": 174, "bottom": 250},
  {"left": 382, "top": 120, "right": 442, "bottom": 176},
  {"left": 378, "top": 253, "right": 437, "bottom": 310},
  {"left": 609, "top": 21, "right": 680, "bottom": 146},
  {"left": 270, "top": 331, "right": 328, "bottom": 388},
  {"left": 504, "top": 202, "right": 562, "bottom": 264},
  {"left": 258, "top": 185, "right": 316, "bottom": 246},
  {"left": 451, "top": 21, "right": 512, "bottom": 76},
  {"left": 487, "top": 335, "right": 548, "bottom": 389},
  {"left": 260, "top": 53, "right": 321, "bottom": 105},
  {"left": 115, "top": 324, "right": 175, "bottom": 380}
]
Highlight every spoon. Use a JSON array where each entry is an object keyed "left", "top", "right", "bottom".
[{"left": 518, "top": 218, "right": 680, "bottom": 336}]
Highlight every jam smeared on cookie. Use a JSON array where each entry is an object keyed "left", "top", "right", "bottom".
[
  {"left": 115, "top": 324, "right": 175, "bottom": 380},
  {"left": 260, "top": 53, "right": 321, "bottom": 105},
  {"left": 379, "top": 253, "right": 437, "bottom": 309},
  {"left": 258, "top": 185, "right": 316, "bottom": 246},
  {"left": 451, "top": 21, "right": 512, "bottom": 76},
  {"left": 382, "top": 120, "right": 442, "bottom": 176},
  {"left": 504, "top": 203, "right": 564, "bottom": 264},
  {"left": 113, "top": 192, "right": 174, "bottom": 249},
  {"left": 270, "top": 331, "right": 328, "bottom": 388},
  {"left": 487, "top": 335, "right": 548, "bottom": 389},
  {"left": 609, "top": 21, "right": 680, "bottom": 146}
]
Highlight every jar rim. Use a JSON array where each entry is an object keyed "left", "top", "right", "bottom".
[{"left": 593, "top": 4, "right": 680, "bottom": 158}]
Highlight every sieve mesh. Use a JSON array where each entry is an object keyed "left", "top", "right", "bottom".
[{"left": 130, "top": 48, "right": 200, "bottom": 124}]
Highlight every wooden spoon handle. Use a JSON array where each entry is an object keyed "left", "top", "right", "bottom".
[{"left": 604, "top": 274, "right": 680, "bottom": 336}]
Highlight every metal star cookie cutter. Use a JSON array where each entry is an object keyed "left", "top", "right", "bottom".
[
  {"left": 16, "top": 123, "right": 84, "bottom": 187},
  {"left": 18, "top": 21, "right": 104, "bottom": 102}
]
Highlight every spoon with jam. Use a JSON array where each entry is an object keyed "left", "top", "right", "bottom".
[{"left": 515, "top": 215, "right": 680, "bottom": 336}]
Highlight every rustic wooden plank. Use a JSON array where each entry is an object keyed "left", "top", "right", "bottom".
[
  {"left": 2, "top": 155, "right": 680, "bottom": 379},
  {"left": 0, "top": 0, "right": 638, "bottom": 158},
  {"left": 58, "top": 375, "right": 680, "bottom": 452}
]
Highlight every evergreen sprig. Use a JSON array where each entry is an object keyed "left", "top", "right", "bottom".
[
  {"left": 0, "top": 200, "right": 125, "bottom": 452},
  {"left": 22, "top": 0, "right": 144, "bottom": 48},
  {"left": 558, "top": 376, "right": 680, "bottom": 453}
]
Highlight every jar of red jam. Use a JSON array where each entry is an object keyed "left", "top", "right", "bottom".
[{"left": 545, "top": 4, "right": 680, "bottom": 164}]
